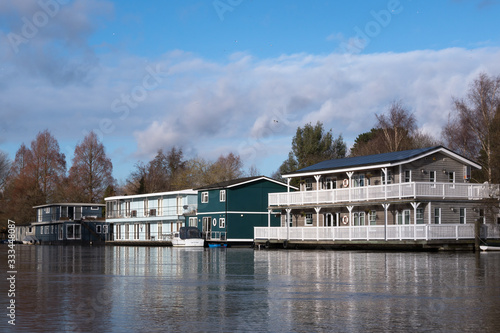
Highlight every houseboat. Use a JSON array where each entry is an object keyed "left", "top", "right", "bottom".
[
  {"left": 105, "top": 189, "right": 197, "bottom": 244},
  {"left": 15, "top": 203, "right": 109, "bottom": 245},
  {"left": 195, "top": 176, "right": 293, "bottom": 246},
  {"left": 255, "top": 146, "right": 500, "bottom": 250}
]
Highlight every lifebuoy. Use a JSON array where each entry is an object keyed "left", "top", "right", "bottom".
[
  {"left": 342, "top": 215, "right": 349, "bottom": 225},
  {"left": 343, "top": 179, "right": 349, "bottom": 187}
]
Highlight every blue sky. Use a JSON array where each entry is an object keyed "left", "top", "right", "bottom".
[{"left": 1, "top": 0, "right": 500, "bottom": 184}]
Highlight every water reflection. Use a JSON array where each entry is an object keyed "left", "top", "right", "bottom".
[{"left": 1, "top": 246, "right": 499, "bottom": 332}]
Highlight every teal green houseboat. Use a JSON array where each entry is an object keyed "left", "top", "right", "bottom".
[{"left": 195, "top": 176, "right": 292, "bottom": 246}]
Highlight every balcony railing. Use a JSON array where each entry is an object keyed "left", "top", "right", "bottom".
[
  {"left": 269, "top": 182, "right": 499, "bottom": 207},
  {"left": 255, "top": 224, "right": 477, "bottom": 241}
]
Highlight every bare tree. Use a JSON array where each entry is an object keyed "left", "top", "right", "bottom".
[
  {"left": 68, "top": 131, "right": 114, "bottom": 203},
  {"left": 375, "top": 100, "right": 417, "bottom": 153},
  {"left": 443, "top": 72, "right": 500, "bottom": 183}
]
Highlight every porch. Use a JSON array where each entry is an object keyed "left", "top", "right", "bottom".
[
  {"left": 269, "top": 182, "right": 498, "bottom": 207},
  {"left": 254, "top": 224, "right": 480, "bottom": 242}
]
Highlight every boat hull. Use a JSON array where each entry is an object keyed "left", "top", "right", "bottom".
[
  {"left": 171, "top": 238, "right": 205, "bottom": 247},
  {"left": 480, "top": 245, "right": 500, "bottom": 251}
]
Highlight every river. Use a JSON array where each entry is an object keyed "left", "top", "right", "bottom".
[{"left": 1, "top": 245, "right": 500, "bottom": 332}]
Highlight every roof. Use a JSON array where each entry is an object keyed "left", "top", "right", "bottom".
[
  {"left": 105, "top": 188, "right": 197, "bottom": 201},
  {"left": 195, "top": 176, "right": 292, "bottom": 191},
  {"left": 284, "top": 146, "right": 482, "bottom": 177},
  {"left": 33, "top": 203, "right": 106, "bottom": 209}
]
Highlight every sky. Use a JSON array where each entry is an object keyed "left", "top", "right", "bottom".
[{"left": 1, "top": 0, "right": 499, "bottom": 184}]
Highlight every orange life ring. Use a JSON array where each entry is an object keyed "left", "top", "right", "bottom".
[
  {"left": 342, "top": 215, "right": 349, "bottom": 225},
  {"left": 343, "top": 179, "right": 349, "bottom": 187}
]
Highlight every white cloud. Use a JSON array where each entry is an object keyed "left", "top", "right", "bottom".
[{"left": 2, "top": 45, "right": 500, "bottom": 179}]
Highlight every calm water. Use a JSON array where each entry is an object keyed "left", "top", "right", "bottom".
[{"left": 1, "top": 245, "right": 500, "bottom": 333}]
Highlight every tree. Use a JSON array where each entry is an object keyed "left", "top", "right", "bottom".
[
  {"left": 27, "top": 130, "right": 66, "bottom": 203},
  {"left": 0, "top": 150, "right": 10, "bottom": 194},
  {"left": 206, "top": 152, "right": 244, "bottom": 184},
  {"left": 67, "top": 131, "right": 114, "bottom": 203},
  {"left": 275, "top": 121, "right": 346, "bottom": 182},
  {"left": 375, "top": 100, "right": 417, "bottom": 153},
  {"left": 443, "top": 72, "right": 500, "bottom": 183}
]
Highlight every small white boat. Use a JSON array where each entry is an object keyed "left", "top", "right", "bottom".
[
  {"left": 171, "top": 227, "right": 205, "bottom": 247},
  {"left": 480, "top": 245, "right": 500, "bottom": 251}
]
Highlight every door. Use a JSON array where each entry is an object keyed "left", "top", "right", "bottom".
[{"left": 325, "top": 213, "right": 333, "bottom": 227}]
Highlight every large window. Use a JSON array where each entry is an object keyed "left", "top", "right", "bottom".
[
  {"left": 404, "top": 210, "right": 411, "bottom": 224},
  {"left": 201, "top": 192, "right": 209, "bottom": 203},
  {"left": 305, "top": 179, "right": 312, "bottom": 191},
  {"left": 134, "top": 224, "right": 140, "bottom": 240},
  {"left": 66, "top": 224, "right": 81, "bottom": 240},
  {"left": 189, "top": 217, "right": 197, "bottom": 227}
]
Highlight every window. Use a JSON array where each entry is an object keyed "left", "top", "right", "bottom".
[
  {"left": 429, "top": 171, "right": 436, "bottom": 187},
  {"left": 125, "top": 224, "right": 129, "bottom": 240},
  {"left": 91, "top": 206, "right": 99, "bottom": 210},
  {"left": 176, "top": 196, "right": 183, "bottom": 215},
  {"left": 359, "top": 212, "right": 365, "bottom": 226},
  {"left": 404, "top": 170, "right": 411, "bottom": 183},
  {"left": 323, "top": 178, "right": 334, "bottom": 190},
  {"left": 103, "top": 225, "right": 108, "bottom": 234},
  {"left": 58, "top": 226, "right": 63, "bottom": 240},
  {"left": 96, "top": 225, "right": 102, "bottom": 233},
  {"left": 203, "top": 217, "right": 211, "bottom": 230},
  {"left": 460, "top": 208, "right": 466, "bottom": 224},
  {"left": 434, "top": 208, "right": 441, "bottom": 224},
  {"left": 305, "top": 179, "right": 312, "bottom": 191},
  {"left": 220, "top": 190, "right": 226, "bottom": 202},
  {"left": 404, "top": 210, "right": 411, "bottom": 224},
  {"left": 143, "top": 199, "right": 149, "bottom": 217},
  {"left": 157, "top": 198, "right": 163, "bottom": 216},
  {"left": 38, "top": 209, "right": 43, "bottom": 222},
  {"left": 134, "top": 224, "right": 140, "bottom": 240},
  {"left": 201, "top": 192, "right": 209, "bottom": 203},
  {"left": 416, "top": 208, "right": 424, "bottom": 224},
  {"left": 397, "top": 211, "right": 403, "bottom": 225},
  {"left": 354, "top": 213, "right": 359, "bottom": 226},
  {"left": 305, "top": 213, "right": 313, "bottom": 225},
  {"left": 66, "top": 224, "right": 81, "bottom": 240},
  {"left": 45, "top": 207, "right": 51, "bottom": 214},
  {"left": 448, "top": 172, "right": 455, "bottom": 183},
  {"left": 464, "top": 165, "right": 471, "bottom": 181},
  {"left": 125, "top": 201, "right": 131, "bottom": 217},
  {"left": 219, "top": 218, "right": 226, "bottom": 228},
  {"left": 189, "top": 217, "right": 197, "bottom": 227},
  {"left": 369, "top": 211, "right": 376, "bottom": 225}
]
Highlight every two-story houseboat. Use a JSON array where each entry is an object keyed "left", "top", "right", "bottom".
[
  {"left": 16, "top": 203, "right": 109, "bottom": 244},
  {"left": 105, "top": 189, "right": 197, "bottom": 244},
  {"left": 255, "top": 146, "right": 500, "bottom": 250},
  {"left": 195, "top": 176, "right": 293, "bottom": 246}
]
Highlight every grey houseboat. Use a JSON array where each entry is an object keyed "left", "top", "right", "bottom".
[
  {"left": 256, "top": 146, "right": 500, "bottom": 249},
  {"left": 16, "top": 203, "right": 109, "bottom": 244}
]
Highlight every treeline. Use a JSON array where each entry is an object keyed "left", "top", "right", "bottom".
[
  {"left": 1, "top": 72, "right": 499, "bottom": 228},
  {"left": 274, "top": 72, "right": 500, "bottom": 185}
]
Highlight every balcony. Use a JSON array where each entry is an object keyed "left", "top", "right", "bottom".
[
  {"left": 269, "top": 182, "right": 499, "bottom": 207},
  {"left": 254, "top": 224, "right": 478, "bottom": 241}
]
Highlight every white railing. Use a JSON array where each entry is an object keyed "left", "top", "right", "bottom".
[
  {"left": 269, "top": 182, "right": 498, "bottom": 206},
  {"left": 254, "top": 224, "right": 476, "bottom": 241}
]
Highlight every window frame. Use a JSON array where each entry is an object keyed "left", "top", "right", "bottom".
[
  {"left": 220, "top": 190, "right": 226, "bottom": 202},
  {"left": 201, "top": 192, "right": 209, "bottom": 203}
]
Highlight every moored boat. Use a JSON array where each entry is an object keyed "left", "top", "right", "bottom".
[{"left": 171, "top": 227, "right": 205, "bottom": 247}]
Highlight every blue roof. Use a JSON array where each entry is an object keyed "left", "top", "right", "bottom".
[{"left": 289, "top": 146, "right": 442, "bottom": 175}]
